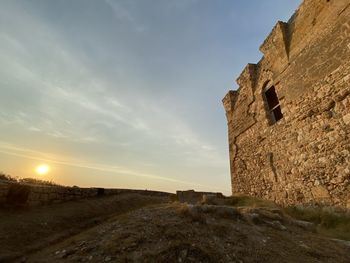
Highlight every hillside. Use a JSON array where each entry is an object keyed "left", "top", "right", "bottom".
[
  {"left": 0, "top": 192, "right": 169, "bottom": 262},
  {"left": 1, "top": 192, "right": 350, "bottom": 263}
]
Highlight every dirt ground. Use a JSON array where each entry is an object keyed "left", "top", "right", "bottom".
[
  {"left": 0, "top": 193, "right": 168, "bottom": 262},
  {"left": 19, "top": 201, "right": 350, "bottom": 263}
]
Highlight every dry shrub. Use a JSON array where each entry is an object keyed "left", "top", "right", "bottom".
[
  {"left": 0, "top": 172, "right": 17, "bottom": 182},
  {"left": 176, "top": 203, "right": 191, "bottom": 216},
  {"left": 176, "top": 203, "right": 206, "bottom": 223},
  {"left": 0, "top": 173, "right": 61, "bottom": 187},
  {"left": 19, "top": 178, "right": 60, "bottom": 186}
]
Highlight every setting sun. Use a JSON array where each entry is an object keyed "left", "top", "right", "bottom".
[{"left": 35, "top": 164, "right": 50, "bottom": 175}]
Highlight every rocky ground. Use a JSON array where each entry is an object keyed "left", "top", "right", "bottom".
[
  {"left": 0, "top": 193, "right": 168, "bottom": 262},
  {"left": 22, "top": 201, "right": 350, "bottom": 263}
]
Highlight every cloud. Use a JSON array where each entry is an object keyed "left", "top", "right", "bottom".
[
  {"left": 105, "top": 0, "right": 135, "bottom": 23},
  {"left": 0, "top": 0, "right": 232, "bottom": 193},
  {"left": 0, "top": 4, "right": 225, "bottom": 166},
  {"left": 0, "top": 141, "right": 215, "bottom": 188},
  {"left": 104, "top": 0, "right": 147, "bottom": 32},
  {"left": 166, "top": 0, "right": 199, "bottom": 10}
]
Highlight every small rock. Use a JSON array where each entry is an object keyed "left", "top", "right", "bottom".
[
  {"left": 243, "top": 212, "right": 261, "bottom": 224},
  {"left": 59, "top": 250, "right": 68, "bottom": 259},
  {"left": 105, "top": 256, "right": 112, "bottom": 262},
  {"left": 270, "top": 220, "right": 287, "bottom": 231},
  {"left": 299, "top": 241, "right": 310, "bottom": 250},
  {"left": 78, "top": 241, "right": 86, "bottom": 247},
  {"left": 291, "top": 219, "right": 316, "bottom": 232},
  {"left": 180, "top": 249, "right": 188, "bottom": 258},
  {"left": 332, "top": 239, "right": 350, "bottom": 247},
  {"left": 255, "top": 208, "right": 283, "bottom": 221}
]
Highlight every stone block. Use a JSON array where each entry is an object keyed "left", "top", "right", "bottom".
[
  {"left": 342, "top": 113, "right": 350, "bottom": 124},
  {"left": 311, "top": 186, "right": 330, "bottom": 200}
]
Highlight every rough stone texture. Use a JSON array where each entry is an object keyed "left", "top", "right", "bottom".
[
  {"left": 0, "top": 181, "right": 171, "bottom": 207},
  {"left": 223, "top": 0, "right": 350, "bottom": 207}
]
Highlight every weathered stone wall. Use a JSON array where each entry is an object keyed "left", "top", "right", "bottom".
[
  {"left": 223, "top": 0, "right": 350, "bottom": 208},
  {"left": 0, "top": 180, "right": 171, "bottom": 207}
]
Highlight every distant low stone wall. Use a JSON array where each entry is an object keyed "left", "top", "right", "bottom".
[
  {"left": 0, "top": 181, "right": 172, "bottom": 207},
  {"left": 176, "top": 190, "right": 224, "bottom": 204}
]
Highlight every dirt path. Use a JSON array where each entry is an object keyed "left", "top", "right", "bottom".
[
  {"left": 27, "top": 203, "right": 350, "bottom": 263},
  {"left": 0, "top": 193, "right": 169, "bottom": 262}
]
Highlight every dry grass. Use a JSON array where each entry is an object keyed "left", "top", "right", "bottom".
[
  {"left": 221, "top": 195, "right": 350, "bottom": 241},
  {"left": 176, "top": 203, "right": 206, "bottom": 223},
  {"left": 176, "top": 202, "right": 190, "bottom": 215},
  {"left": 18, "top": 177, "right": 61, "bottom": 187},
  {"left": 284, "top": 205, "right": 350, "bottom": 241},
  {"left": 227, "top": 194, "right": 278, "bottom": 209}
]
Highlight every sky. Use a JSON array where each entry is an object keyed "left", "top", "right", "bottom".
[{"left": 0, "top": 0, "right": 301, "bottom": 195}]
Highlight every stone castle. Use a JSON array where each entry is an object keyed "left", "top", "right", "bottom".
[{"left": 223, "top": 0, "right": 350, "bottom": 208}]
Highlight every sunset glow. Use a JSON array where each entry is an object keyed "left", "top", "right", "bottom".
[
  {"left": 35, "top": 164, "right": 50, "bottom": 175},
  {"left": 0, "top": 0, "right": 301, "bottom": 194}
]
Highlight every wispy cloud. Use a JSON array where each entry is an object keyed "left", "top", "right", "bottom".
[
  {"left": 104, "top": 0, "right": 147, "bottom": 32},
  {"left": 0, "top": 141, "right": 217, "bottom": 189},
  {"left": 0, "top": 4, "right": 225, "bottom": 166},
  {"left": 105, "top": 0, "right": 135, "bottom": 23},
  {"left": 4, "top": 0, "right": 300, "bottom": 194}
]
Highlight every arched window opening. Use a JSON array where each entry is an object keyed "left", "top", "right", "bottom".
[{"left": 264, "top": 86, "right": 283, "bottom": 124}]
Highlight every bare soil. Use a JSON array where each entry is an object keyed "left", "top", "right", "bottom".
[
  {"left": 20, "top": 201, "right": 350, "bottom": 263},
  {"left": 0, "top": 193, "right": 168, "bottom": 262}
]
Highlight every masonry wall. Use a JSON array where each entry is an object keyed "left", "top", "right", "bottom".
[
  {"left": 223, "top": 0, "right": 350, "bottom": 208},
  {"left": 0, "top": 181, "right": 171, "bottom": 207}
]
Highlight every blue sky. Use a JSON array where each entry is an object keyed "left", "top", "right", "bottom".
[{"left": 0, "top": 0, "right": 300, "bottom": 194}]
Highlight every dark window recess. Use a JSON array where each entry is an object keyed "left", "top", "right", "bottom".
[{"left": 264, "top": 86, "right": 283, "bottom": 123}]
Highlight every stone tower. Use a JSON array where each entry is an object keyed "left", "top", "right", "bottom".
[{"left": 223, "top": 0, "right": 350, "bottom": 207}]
